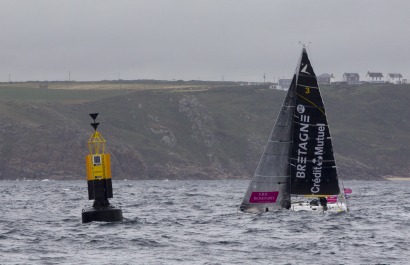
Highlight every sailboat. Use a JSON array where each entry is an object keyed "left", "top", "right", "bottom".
[{"left": 240, "top": 47, "right": 348, "bottom": 213}]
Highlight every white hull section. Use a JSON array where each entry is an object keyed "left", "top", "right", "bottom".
[{"left": 291, "top": 201, "right": 348, "bottom": 213}]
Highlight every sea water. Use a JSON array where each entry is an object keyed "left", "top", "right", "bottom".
[{"left": 0, "top": 180, "right": 409, "bottom": 265}]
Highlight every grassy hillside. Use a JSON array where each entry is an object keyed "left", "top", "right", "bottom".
[
  {"left": 0, "top": 82, "right": 409, "bottom": 180},
  {"left": 322, "top": 83, "right": 410, "bottom": 178}
]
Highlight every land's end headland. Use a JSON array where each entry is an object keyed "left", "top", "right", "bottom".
[{"left": 0, "top": 80, "right": 409, "bottom": 180}]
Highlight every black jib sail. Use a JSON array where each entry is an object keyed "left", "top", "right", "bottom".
[
  {"left": 239, "top": 76, "right": 296, "bottom": 213},
  {"left": 289, "top": 48, "right": 340, "bottom": 196}
]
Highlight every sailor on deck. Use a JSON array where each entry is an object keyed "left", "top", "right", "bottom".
[{"left": 319, "top": 197, "right": 328, "bottom": 211}]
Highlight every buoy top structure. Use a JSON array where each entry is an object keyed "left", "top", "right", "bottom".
[
  {"left": 86, "top": 115, "right": 111, "bottom": 198},
  {"left": 82, "top": 113, "right": 123, "bottom": 223}
]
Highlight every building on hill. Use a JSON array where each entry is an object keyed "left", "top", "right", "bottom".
[
  {"left": 317, "top": 73, "right": 335, "bottom": 85},
  {"left": 366, "top": 72, "right": 384, "bottom": 83},
  {"left": 387, "top": 73, "right": 403, "bottom": 84},
  {"left": 39, "top": 81, "right": 49, "bottom": 89},
  {"left": 275, "top": 78, "right": 292, "bottom": 90},
  {"left": 342, "top": 73, "right": 361, "bottom": 85}
]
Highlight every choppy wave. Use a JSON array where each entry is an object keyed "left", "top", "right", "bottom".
[{"left": 0, "top": 180, "right": 409, "bottom": 264}]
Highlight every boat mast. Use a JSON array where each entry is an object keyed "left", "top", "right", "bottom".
[{"left": 288, "top": 44, "right": 307, "bottom": 198}]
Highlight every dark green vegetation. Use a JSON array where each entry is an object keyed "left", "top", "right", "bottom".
[{"left": 0, "top": 82, "right": 409, "bottom": 180}]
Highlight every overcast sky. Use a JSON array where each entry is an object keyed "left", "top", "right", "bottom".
[{"left": 1, "top": 0, "right": 410, "bottom": 82}]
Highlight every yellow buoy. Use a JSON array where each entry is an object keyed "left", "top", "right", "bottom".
[{"left": 82, "top": 113, "right": 122, "bottom": 223}]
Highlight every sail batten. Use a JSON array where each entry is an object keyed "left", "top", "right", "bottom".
[
  {"left": 293, "top": 121, "right": 329, "bottom": 126},
  {"left": 290, "top": 159, "right": 336, "bottom": 163},
  {"left": 297, "top": 84, "right": 319, "bottom": 89}
]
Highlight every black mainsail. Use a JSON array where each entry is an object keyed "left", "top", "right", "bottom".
[
  {"left": 240, "top": 47, "right": 341, "bottom": 213},
  {"left": 290, "top": 49, "right": 340, "bottom": 196}
]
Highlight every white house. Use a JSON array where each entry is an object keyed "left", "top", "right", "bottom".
[
  {"left": 317, "top": 73, "right": 335, "bottom": 85},
  {"left": 387, "top": 73, "right": 403, "bottom": 84},
  {"left": 366, "top": 72, "right": 384, "bottom": 83},
  {"left": 342, "top": 73, "right": 361, "bottom": 85},
  {"left": 274, "top": 78, "right": 292, "bottom": 90}
]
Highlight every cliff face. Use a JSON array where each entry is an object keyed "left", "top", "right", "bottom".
[{"left": 1, "top": 83, "right": 410, "bottom": 180}]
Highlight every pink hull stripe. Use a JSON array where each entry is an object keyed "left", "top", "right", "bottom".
[
  {"left": 344, "top": 188, "right": 352, "bottom": 194},
  {"left": 250, "top": 191, "right": 279, "bottom": 203},
  {"left": 327, "top": 196, "right": 338, "bottom": 203}
]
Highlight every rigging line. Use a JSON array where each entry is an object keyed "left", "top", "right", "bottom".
[
  {"left": 296, "top": 93, "right": 326, "bottom": 116},
  {"left": 298, "top": 73, "right": 317, "bottom": 78},
  {"left": 341, "top": 181, "right": 350, "bottom": 212},
  {"left": 254, "top": 174, "right": 290, "bottom": 178},
  {"left": 263, "top": 153, "right": 289, "bottom": 156},
  {"left": 307, "top": 43, "right": 314, "bottom": 69}
]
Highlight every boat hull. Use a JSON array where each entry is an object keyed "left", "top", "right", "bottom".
[{"left": 291, "top": 202, "right": 348, "bottom": 213}]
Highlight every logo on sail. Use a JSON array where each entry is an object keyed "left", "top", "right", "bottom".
[
  {"left": 300, "top": 64, "right": 310, "bottom": 75},
  {"left": 312, "top": 156, "right": 323, "bottom": 166},
  {"left": 295, "top": 113, "right": 310, "bottom": 179},
  {"left": 297, "top": 104, "right": 305, "bottom": 114},
  {"left": 311, "top": 124, "right": 326, "bottom": 193},
  {"left": 249, "top": 191, "right": 279, "bottom": 203}
]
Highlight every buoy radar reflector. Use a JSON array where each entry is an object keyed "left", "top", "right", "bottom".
[{"left": 81, "top": 113, "right": 123, "bottom": 223}]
